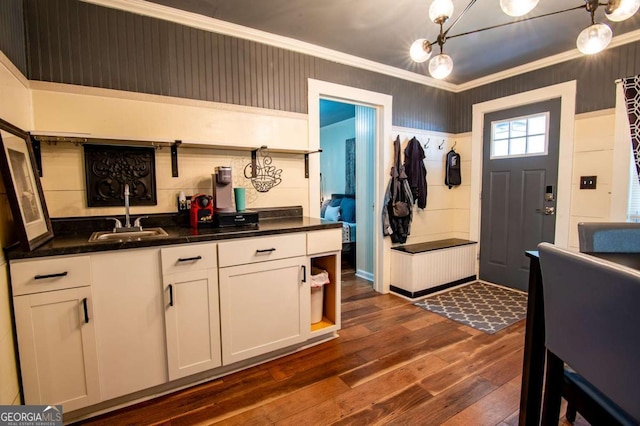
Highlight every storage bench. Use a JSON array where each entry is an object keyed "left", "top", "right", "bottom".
[{"left": 390, "top": 238, "right": 477, "bottom": 299}]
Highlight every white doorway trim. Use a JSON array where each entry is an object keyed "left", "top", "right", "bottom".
[
  {"left": 308, "top": 79, "right": 393, "bottom": 294},
  {"left": 470, "top": 81, "right": 577, "bottom": 250}
]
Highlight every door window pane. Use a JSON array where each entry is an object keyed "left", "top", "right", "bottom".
[
  {"left": 490, "top": 112, "right": 549, "bottom": 159},
  {"left": 493, "top": 122, "right": 509, "bottom": 140},
  {"left": 510, "top": 137, "right": 526, "bottom": 155},
  {"left": 528, "top": 116, "right": 546, "bottom": 135},
  {"left": 510, "top": 120, "right": 527, "bottom": 138},
  {"left": 493, "top": 139, "right": 509, "bottom": 157},
  {"left": 528, "top": 135, "right": 546, "bottom": 154}
]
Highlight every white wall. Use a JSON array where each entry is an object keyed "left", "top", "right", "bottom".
[
  {"left": 319, "top": 118, "right": 354, "bottom": 200},
  {"left": 392, "top": 127, "right": 472, "bottom": 244},
  {"left": 568, "top": 109, "right": 617, "bottom": 249},
  {"left": 0, "top": 52, "right": 31, "bottom": 406},
  {"left": 30, "top": 82, "right": 310, "bottom": 217}
]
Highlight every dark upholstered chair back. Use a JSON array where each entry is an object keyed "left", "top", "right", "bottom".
[
  {"left": 577, "top": 222, "right": 640, "bottom": 253},
  {"left": 538, "top": 243, "right": 640, "bottom": 422}
]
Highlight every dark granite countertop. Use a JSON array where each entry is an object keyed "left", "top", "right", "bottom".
[
  {"left": 5, "top": 211, "right": 341, "bottom": 261},
  {"left": 391, "top": 238, "right": 477, "bottom": 254}
]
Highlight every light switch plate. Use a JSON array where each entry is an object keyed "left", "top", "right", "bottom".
[{"left": 580, "top": 176, "right": 597, "bottom": 189}]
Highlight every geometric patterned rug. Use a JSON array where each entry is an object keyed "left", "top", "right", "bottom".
[{"left": 413, "top": 282, "right": 528, "bottom": 334}]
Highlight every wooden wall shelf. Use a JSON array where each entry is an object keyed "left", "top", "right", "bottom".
[{"left": 29, "top": 133, "right": 321, "bottom": 179}]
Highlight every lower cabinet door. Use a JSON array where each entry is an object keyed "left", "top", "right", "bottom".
[
  {"left": 14, "top": 287, "right": 100, "bottom": 412},
  {"left": 164, "top": 268, "right": 222, "bottom": 380},
  {"left": 219, "top": 256, "right": 309, "bottom": 365},
  {"left": 91, "top": 249, "right": 166, "bottom": 400}
]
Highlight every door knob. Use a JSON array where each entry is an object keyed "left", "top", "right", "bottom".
[{"left": 536, "top": 207, "right": 555, "bottom": 215}]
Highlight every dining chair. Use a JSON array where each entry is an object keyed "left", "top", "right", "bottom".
[
  {"left": 538, "top": 243, "right": 640, "bottom": 426},
  {"left": 577, "top": 222, "right": 640, "bottom": 253}
]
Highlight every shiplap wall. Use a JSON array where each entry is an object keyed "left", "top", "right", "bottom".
[
  {"left": 23, "top": 0, "right": 454, "bottom": 132},
  {"left": 0, "top": 0, "right": 27, "bottom": 76}
]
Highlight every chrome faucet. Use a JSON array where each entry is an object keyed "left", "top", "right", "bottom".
[
  {"left": 124, "top": 183, "right": 132, "bottom": 228},
  {"left": 107, "top": 184, "right": 147, "bottom": 232}
]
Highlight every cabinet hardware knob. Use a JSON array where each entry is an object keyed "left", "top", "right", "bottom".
[
  {"left": 177, "top": 256, "right": 202, "bottom": 262},
  {"left": 82, "top": 298, "right": 89, "bottom": 323},
  {"left": 169, "top": 284, "right": 174, "bottom": 307},
  {"left": 256, "top": 248, "right": 276, "bottom": 254},
  {"left": 34, "top": 271, "right": 68, "bottom": 280}
]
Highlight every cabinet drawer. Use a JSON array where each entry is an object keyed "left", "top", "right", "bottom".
[
  {"left": 161, "top": 242, "right": 217, "bottom": 275},
  {"left": 307, "top": 229, "right": 342, "bottom": 254},
  {"left": 218, "top": 233, "right": 306, "bottom": 267},
  {"left": 11, "top": 255, "right": 91, "bottom": 296}
]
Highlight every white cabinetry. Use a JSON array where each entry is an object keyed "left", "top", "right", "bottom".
[
  {"left": 11, "top": 255, "right": 100, "bottom": 412},
  {"left": 90, "top": 248, "right": 166, "bottom": 400},
  {"left": 218, "top": 234, "right": 309, "bottom": 365},
  {"left": 160, "top": 242, "right": 221, "bottom": 380},
  {"left": 9, "top": 225, "right": 343, "bottom": 417}
]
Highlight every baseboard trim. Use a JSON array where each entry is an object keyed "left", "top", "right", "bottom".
[
  {"left": 355, "top": 270, "right": 374, "bottom": 282},
  {"left": 390, "top": 275, "right": 476, "bottom": 300}
]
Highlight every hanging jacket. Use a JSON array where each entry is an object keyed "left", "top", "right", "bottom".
[
  {"left": 403, "top": 136, "right": 427, "bottom": 208},
  {"left": 382, "top": 136, "right": 414, "bottom": 243},
  {"left": 445, "top": 149, "right": 461, "bottom": 189}
]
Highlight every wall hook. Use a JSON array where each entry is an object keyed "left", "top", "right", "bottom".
[
  {"left": 452, "top": 140, "right": 457, "bottom": 150},
  {"left": 423, "top": 138, "right": 430, "bottom": 149},
  {"left": 438, "top": 139, "right": 445, "bottom": 150}
]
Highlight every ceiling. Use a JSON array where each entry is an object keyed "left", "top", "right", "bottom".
[
  {"left": 144, "top": 0, "right": 640, "bottom": 85},
  {"left": 320, "top": 100, "right": 355, "bottom": 127}
]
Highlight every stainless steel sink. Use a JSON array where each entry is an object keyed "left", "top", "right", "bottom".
[{"left": 88, "top": 227, "right": 169, "bottom": 243}]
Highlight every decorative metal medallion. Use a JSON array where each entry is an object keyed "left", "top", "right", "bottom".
[
  {"left": 84, "top": 144, "right": 157, "bottom": 207},
  {"left": 244, "top": 146, "right": 282, "bottom": 192}
]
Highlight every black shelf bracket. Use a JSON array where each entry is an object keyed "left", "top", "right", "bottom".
[
  {"left": 250, "top": 148, "right": 258, "bottom": 178},
  {"left": 29, "top": 134, "right": 43, "bottom": 177},
  {"left": 304, "top": 149, "right": 322, "bottom": 179},
  {"left": 171, "top": 140, "right": 181, "bottom": 177}
]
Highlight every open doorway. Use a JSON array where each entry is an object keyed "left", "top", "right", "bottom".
[
  {"left": 319, "top": 99, "right": 375, "bottom": 282},
  {"left": 307, "top": 79, "right": 393, "bottom": 294}
]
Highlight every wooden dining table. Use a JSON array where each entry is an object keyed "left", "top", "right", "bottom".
[{"left": 518, "top": 250, "right": 640, "bottom": 426}]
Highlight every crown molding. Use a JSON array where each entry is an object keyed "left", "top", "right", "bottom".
[{"left": 80, "top": 1, "right": 640, "bottom": 94}]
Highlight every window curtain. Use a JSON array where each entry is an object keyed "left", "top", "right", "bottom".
[
  {"left": 622, "top": 75, "right": 640, "bottom": 184},
  {"left": 345, "top": 137, "right": 356, "bottom": 194}
]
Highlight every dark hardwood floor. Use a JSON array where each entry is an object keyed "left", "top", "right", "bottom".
[{"left": 77, "top": 272, "right": 587, "bottom": 425}]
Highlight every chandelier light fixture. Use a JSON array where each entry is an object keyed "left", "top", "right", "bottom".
[{"left": 410, "top": 0, "right": 640, "bottom": 80}]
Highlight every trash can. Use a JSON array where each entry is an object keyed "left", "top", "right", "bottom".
[{"left": 310, "top": 268, "right": 330, "bottom": 324}]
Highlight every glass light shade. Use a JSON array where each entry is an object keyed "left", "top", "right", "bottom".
[
  {"left": 605, "top": 0, "right": 640, "bottom": 21},
  {"left": 576, "top": 23, "right": 613, "bottom": 54},
  {"left": 500, "top": 0, "right": 540, "bottom": 17},
  {"left": 429, "top": 0, "right": 454, "bottom": 23},
  {"left": 410, "top": 39, "right": 432, "bottom": 63},
  {"left": 428, "top": 54, "right": 453, "bottom": 79}
]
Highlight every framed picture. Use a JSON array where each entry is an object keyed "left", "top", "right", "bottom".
[{"left": 0, "top": 118, "right": 53, "bottom": 251}]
